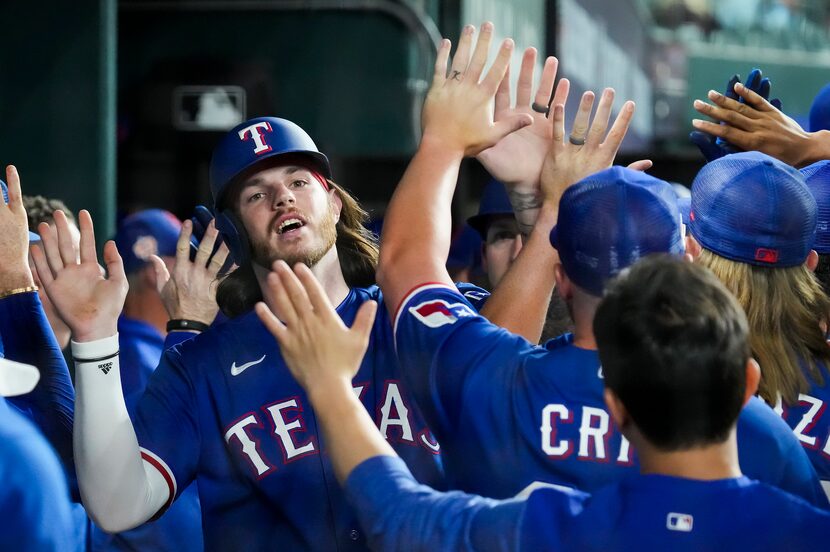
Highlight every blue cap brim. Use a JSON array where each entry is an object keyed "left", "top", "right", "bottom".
[{"left": 28, "top": 231, "right": 41, "bottom": 243}]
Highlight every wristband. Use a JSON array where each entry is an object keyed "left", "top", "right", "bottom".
[
  {"left": 0, "top": 285, "right": 38, "bottom": 299},
  {"left": 166, "top": 319, "right": 209, "bottom": 333}
]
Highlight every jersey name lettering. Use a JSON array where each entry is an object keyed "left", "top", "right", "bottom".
[
  {"left": 541, "top": 403, "right": 632, "bottom": 464},
  {"left": 224, "top": 382, "right": 435, "bottom": 478},
  {"left": 785, "top": 393, "right": 830, "bottom": 455}
]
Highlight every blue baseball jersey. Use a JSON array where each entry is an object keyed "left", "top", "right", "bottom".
[
  {"left": 776, "top": 364, "right": 830, "bottom": 491},
  {"left": 345, "top": 455, "right": 830, "bottom": 551},
  {"left": 0, "top": 397, "right": 77, "bottom": 551},
  {"left": 394, "top": 284, "right": 828, "bottom": 508},
  {"left": 91, "top": 317, "right": 203, "bottom": 552},
  {"left": 134, "top": 285, "right": 444, "bottom": 551}
]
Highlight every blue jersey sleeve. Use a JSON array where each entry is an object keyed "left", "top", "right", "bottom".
[
  {"left": 0, "top": 291, "right": 76, "bottom": 494},
  {"left": 393, "top": 284, "right": 535, "bottom": 438},
  {"left": 0, "top": 399, "right": 78, "bottom": 552},
  {"left": 454, "top": 282, "right": 490, "bottom": 311},
  {"left": 133, "top": 344, "right": 200, "bottom": 512},
  {"left": 163, "top": 331, "right": 197, "bottom": 350},
  {"left": 345, "top": 455, "right": 526, "bottom": 552}
]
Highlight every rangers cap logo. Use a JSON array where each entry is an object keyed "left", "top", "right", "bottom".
[{"left": 409, "top": 299, "right": 475, "bottom": 328}]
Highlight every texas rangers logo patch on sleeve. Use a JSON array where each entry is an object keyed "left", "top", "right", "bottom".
[{"left": 409, "top": 299, "right": 475, "bottom": 328}]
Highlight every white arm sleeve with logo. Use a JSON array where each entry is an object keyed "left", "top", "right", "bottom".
[{"left": 72, "top": 334, "right": 170, "bottom": 532}]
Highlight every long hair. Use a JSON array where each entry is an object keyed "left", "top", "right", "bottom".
[
  {"left": 697, "top": 248, "right": 830, "bottom": 404},
  {"left": 216, "top": 179, "right": 378, "bottom": 318}
]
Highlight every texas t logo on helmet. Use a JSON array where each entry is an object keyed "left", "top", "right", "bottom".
[{"left": 238, "top": 121, "right": 274, "bottom": 155}]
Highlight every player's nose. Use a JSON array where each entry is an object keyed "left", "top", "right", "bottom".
[{"left": 272, "top": 183, "right": 296, "bottom": 209}]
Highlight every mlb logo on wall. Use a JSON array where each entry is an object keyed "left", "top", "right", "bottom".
[
  {"left": 410, "top": 299, "right": 475, "bottom": 328},
  {"left": 666, "top": 512, "right": 694, "bottom": 532}
]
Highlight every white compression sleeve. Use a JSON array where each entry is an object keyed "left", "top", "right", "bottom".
[{"left": 72, "top": 334, "right": 171, "bottom": 532}]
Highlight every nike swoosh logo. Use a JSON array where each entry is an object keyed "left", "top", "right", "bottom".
[{"left": 230, "top": 354, "right": 267, "bottom": 376}]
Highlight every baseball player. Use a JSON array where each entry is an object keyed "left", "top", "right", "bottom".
[
  {"left": 800, "top": 160, "right": 830, "bottom": 295},
  {"left": 257, "top": 251, "right": 830, "bottom": 551},
  {"left": 686, "top": 151, "right": 830, "bottom": 500},
  {"left": 375, "top": 24, "right": 828, "bottom": 508},
  {"left": 33, "top": 117, "right": 465, "bottom": 549}
]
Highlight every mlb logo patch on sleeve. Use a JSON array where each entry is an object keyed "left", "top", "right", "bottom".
[
  {"left": 666, "top": 512, "right": 694, "bottom": 532},
  {"left": 409, "top": 299, "right": 476, "bottom": 328}
]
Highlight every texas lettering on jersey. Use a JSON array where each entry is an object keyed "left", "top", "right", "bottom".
[
  {"left": 224, "top": 380, "right": 439, "bottom": 478},
  {"left": 541, "top": 403, "right": 633, "bottom": 465},
  {"left": 777, "top": 392, "right": 830, "bottom": 471}
]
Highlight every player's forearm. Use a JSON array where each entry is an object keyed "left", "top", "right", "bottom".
[
  {"left": 307, "top": 377, "right": 396, "bottom": 484},
  {"left": 377, "top": 141, "right": 462, "bottom": 314},
  {"left": 507, "top": 187, "right": 543, "bottom": 239},
  {"left": 481, "top": 203, "right": 558, "bottom": 343},
  {"left": 73, "top": 334, "right": 169, "bottom": 532}
]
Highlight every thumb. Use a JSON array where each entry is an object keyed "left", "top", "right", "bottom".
[
  {"left": 626, "top": 159, "right": 653, "bottom": 172},
  {"left": 149, "top": 254, "right": 170, "bottom": 294},
  {"left": 351, "top": 300, "right": 378, "bottom": 351},
  {"left": 103, "top": 241, "right": 127, "bottom": 286},
  {"left": 491, "top": 114, "right": 534, "bottom": 144}
]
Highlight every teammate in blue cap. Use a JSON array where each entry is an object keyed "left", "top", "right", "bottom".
[
  {"left": 800, "top": 160, "right": 830, "bottom": 295},
  {"left": 467, "top": 179, "right": 522, "bottom": 287},
  {"left": 686, "top": 151, "right": 830, "bottom": 501}
]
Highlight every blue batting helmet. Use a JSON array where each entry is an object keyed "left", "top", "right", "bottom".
[{"left": 208, "top": 117, "right": 332, "bottom": 265}]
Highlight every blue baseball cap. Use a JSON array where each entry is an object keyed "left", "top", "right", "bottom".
[
  {"left": 114, "top": 209, "right": 182, "bottom": 274},
  {"left": 0, "top": 179, "right": 40, "bottom": 243},
  {"left": 800, "top": 160, "right": 830, "bottom": 254},
  {"left": 809, "top": 83, "right": 830, "bottom": 132},
  {"left": 689, "top": 151, "right": 816, "bottom": 267},
  {"left": 550, "top": 166, "right": 684, "bottom": 297},
  {"left": 467, "top": 179, "right": 515, "bottom": 239}
]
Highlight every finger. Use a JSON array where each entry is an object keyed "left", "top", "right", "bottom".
[
  {"left": 724, "top": 74, "right": 740, "bottom": 101},
  {"left": 587, "top": 88, "right": 616, "bottom": 146},
  {"left": 551, "top": 102, "right": 566, "bottom": 146},
  {"left": 693, "top": 98, "right": 755, "bottom": 130},
  {"left": 466, "top": 21, "right": 494, "bottom": 81},
  {"left": 757, "top": 77, "right": 771, "bottom": 100},
  {"left": 263, "top": 265, "right": 298, "bottom": 327},
  {"left": 626, "top": 159, "right": 653, "bottom": 172},
  {"left": 691, "top": 118, "right": 754, "bottom": 145},
  {"left": 491, "top": 114, "right": 534, "bottom": 145},
  {"left": 293, "top": 263, "right": 340, "bottom": 324},
  {"left": 255, "top": 301, "right": 288, "bottom": 342},
  {"left": 551, "top": 78, "right": 570, "bottom": 110},
  {"left": 733, "top": 82, "right": 775, "bottom": 112},
  {"left": 208, "top": 240, "right": 231, "bottom": 274},
  {"left": 77, "top": 210, "right": 98, "bottom": 265},
  {"left": 534, "top": 56, "right": 558, "bottom": 108},
  {"left": 53, "top": 210, "right": 78, "bottom": 267},
  {"left": 516, "top": 47, "right": 537, "bottom": 107},
  {"left": 433, "top": 38, "right": 451, "bottom": 82},
  {"left": 351, "top": 300, "right": 378, "bottom": 348},
  {"left": 481, "top": 38, "right": 515, "bottom": 92},
  {"left": 707, "top": 89, "right": 761, "bottom": 119},
  {"left": 30, "top": 245, "right": 54, "bottom": 287},
  {"left": 149, "top": 255, "right": 170, "bottom": 294},
  {"left": 569, "top": 90, "right": 596, "bottom": 141},
  {"left": 494, "top": 63, "right": 511, "bottom": 116},
  {"left": 176, "top": 219, "right": 194, "bottom": 268},
  {"left": 5, "top": 165, "right": 22, "bottom": 210},
  {"left": 602, "top": 100, "right": 636, "bottom": 153},
  {"left": 449, "top": 24, "right": 475, "bottom": 76},
  {"left": 273, "top": 261, "right": 312, "bottom": 319},
  {"left": 38, "top": 221, "right": 64, "bottom": 276},
  {"left": 744, "top": 68, "right": 761, "bottom": 93},
  {"left": 195, "top": 219, "right": 218, "bottom": 268},
  {"left": 103, "top": 240, "right": 127, "bottom": 285}
]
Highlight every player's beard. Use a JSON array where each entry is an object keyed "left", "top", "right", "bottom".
[{"left": 250, "top": 205, "right": 338, "bottom": 270}]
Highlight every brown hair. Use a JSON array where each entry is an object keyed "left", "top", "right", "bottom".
[
  {"left": 697, "top": 248, "right": 830, "bottom": 404},
  {"left": 23, "top": 195, "right": 76, "bottom": 230},
  {"left": 216, "top": 179, "right": 378, "bottom": 317}
]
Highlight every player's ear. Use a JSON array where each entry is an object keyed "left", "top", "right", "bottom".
[
  {"left": 603, "top": 388, "right": 629, "bottom": 433},
  {"left": 554, "top": 263, "right": 572, "bottom": 300},
  {"left": 806, "top": 249, "right": 818, "bottom": 272},
  {"left": 328, "top": 186, "right": 343, "bottom": 224},
  {"left": 685, "top": 234, "right": 702, "bottom": 260},
  {"left": 743, "top": 358, "right": 761, "bottom": 406}
]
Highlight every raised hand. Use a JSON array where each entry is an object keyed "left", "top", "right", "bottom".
[
  {"left": 477, "top": 49, "right": 570, "bottom": 188},
  {"left": 692, "top": 82, "right": 815, "bottom": 167},
  {"left": 255, "top": 261, "right": 376, "bottom": 392},
  {"left": 0, "top": 165, "right": 35, "bottom": 290},
  {"left": 151, "top": 217, "right": 230, "bottom": 326},
  {"left": 420, "top": 23, "right": 533, "bottom": 157},
  {"left": 31, "top": 209, "right": 127, "bottom": 342},
  {"left": 541, "top": 88, "right": 638, "bottom": 203}
]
